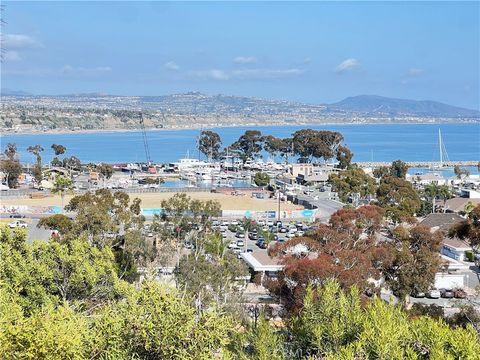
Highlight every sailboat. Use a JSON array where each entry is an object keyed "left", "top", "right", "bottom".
[{"left": 431, "top": 129, "right": 451, "bottom": 169}]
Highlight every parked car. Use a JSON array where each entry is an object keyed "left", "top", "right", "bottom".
[
  {"left": 9, "top": 214, "right": 25, "bottom": 218},
  {"left": 427, "top": 289, "right": 441, "bottom": 299},
  {"left": 295, "top": 231, "right": 305, "bottom": 237},
  {"left": 286, "top": 232, "right": 296, "bottom": 239},
  {"left": 256, "top": 240, "right": 267, "bottom": 249},
  {"left": 9, "top": 220, "right": 28, "bottom": 229},
  {"left": 246, "top": 248, "right": 254, "bottom": 253},
  {"left": 248, "top": 232, "right": 258, "bottom": 240},
  {"left": 279, "top": 227, "right": 288, "bottom": 233},
  {"left": 236, "top": 231, "right": 245, "bottom": 238},
  {"left": 236, "top": 240, "right": 245, "bottom": 247},
  {"left": 440, "top": 288, "right": 454, "bottom": 298},
  {"left": 411, "top": 290, "right": 426, "bottom": 298},
  {"left": 228, "top": 242, "right": 238, "bottom": 249},
  {"left": 454, "top": 288, "right": 467, "bottom": 299}
]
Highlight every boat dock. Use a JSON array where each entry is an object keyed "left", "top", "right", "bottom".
[{"left": 355, "top": 161, "right": 478, "bottom": 168}]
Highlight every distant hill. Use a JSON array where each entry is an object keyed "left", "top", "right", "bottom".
[
  {"left": 0, "top": 88, "right": 33, "bottom": 96},
  {"left": 1, "top": 91, "right": 479, "bottom": 119},
  {"left": 328, "top": 95, "right": 480, "bottom": 118}
]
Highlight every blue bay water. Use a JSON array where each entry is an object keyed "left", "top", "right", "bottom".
[{"left": 2, "top": 124, "right": 479, "bottom": 168}]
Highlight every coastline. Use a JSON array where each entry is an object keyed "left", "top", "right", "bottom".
[{"left": 2, "top": 120, "right": 478, "bottom": 137}]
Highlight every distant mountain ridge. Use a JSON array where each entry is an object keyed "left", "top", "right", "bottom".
[
  {"left": 2, "top": 90, "right": 479, "bottom": 118},
  {"left": 328, "top": 95, "right": 479, "bottom": 117}
]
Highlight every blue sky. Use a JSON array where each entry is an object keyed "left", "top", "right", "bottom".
[{"left": 1, "top": 1, "right": 479, "bottom": 109}]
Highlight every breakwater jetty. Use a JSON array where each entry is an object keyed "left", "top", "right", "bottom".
[{"left": 355, "top": 161, "right": 478, "bottom": 168}]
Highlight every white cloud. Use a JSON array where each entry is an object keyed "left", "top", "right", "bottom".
[
  {"left": 232, "top": 68, "right": 305, "bottom": 80},
  {"left": 189, "top": 69, "right": 230, "bottom": 81},
  {"left": 4, "top": 51, "right": 23, "bottom": 62},
  {"left": 335, "top": 58, "right": 360, "bottom": 74},
  {"left": 407, "top": 68, "right": 424, "bottom": 77},
  {"left": 233, "top": 56, "right": 257, "bottom": 64},
  {"left": 3, "top": 34, "right": 43, "bottom": 49},
  {"left": 61, "top": 65, "right": 112, "bottom": 76},
  {"left": 303, "top": 57, "right": 313, "bottom": 64},
  {"left": 164, "top": 61, "right": 180, "bottom": 70},
  {"left": 189, "top": 67, "right": 304, "bottom": 81}
]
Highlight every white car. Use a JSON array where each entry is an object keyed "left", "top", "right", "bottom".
[
  {"left": 286, "top": 232, "right": 296, "bottom": 239},
  {"left": 230, "top": 220, "right": 239, "bottom": 226},
  {"left": 295, "top": 231, "right": 305, "bottom": 237},
  {"left": 427, "top": 289, "right": 441, "bottom": 299},
  {"left": 236, "top": 240, "right": 245, "bottom": 247},
  {"left": 9, "top": 221, "right": 28, "bottom": 229},
  {"left": 228, "top": 242, "right": 238, "bottom": 249}
]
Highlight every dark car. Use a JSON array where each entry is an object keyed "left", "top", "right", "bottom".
[
  {"left": 256, "top": 240, "right": 266, "bottom": 249},
  {"left": 246, "top": 248, "right": 254, "bottom": 253},
  {"left": 10, "top": 214, "right": 25, "bottom": 218},
  {"left": 440, "top": 288, "right": 454, "bottom": 298}
]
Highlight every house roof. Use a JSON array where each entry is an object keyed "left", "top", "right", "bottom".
[
  {"left": 240, "top": 252, "right": 284, "bottom": 272},
  {"left": 436, "top": 197, "right": 480, "bottom": 213},
  {"left": 420, "top": 213, "right": 464, "bottom": 232},
  {"left": 443, "top": 237, "right": 471, "bottom": 250}
]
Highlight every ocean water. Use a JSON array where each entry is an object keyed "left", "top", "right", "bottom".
[{"left": 2, "top": 124, "right": 479, "bottom": 168}]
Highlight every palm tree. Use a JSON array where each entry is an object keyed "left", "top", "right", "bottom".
[
  {"left": 437, "top": 185, "right": 452, "bottom": 213},
  {"left": 423, "top": 183, "right": 439, "bottom": 213},
  {"left": 52, "top": 175, "right": 74, "bottom": 213},
  {"left": 241, "top": 217, "right": 256, "bottom": 253}
]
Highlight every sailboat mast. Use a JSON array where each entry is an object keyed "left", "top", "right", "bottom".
[{"left": 439, "top": 129, "right": 443, "bottom": 168}]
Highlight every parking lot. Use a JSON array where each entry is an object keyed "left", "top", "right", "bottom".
[{"left": 210, "top": 218, "right": 313, "bottom": 260}]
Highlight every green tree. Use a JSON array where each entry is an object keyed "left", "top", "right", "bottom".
[
  {"left": 51, "top": 143, "right": 66, "bottom": 156},
  {"left": 336, "top": 145, "right": 353, "bottom": 169},
  {"left": 96, "top": 163, "right": 114, "bottom": 187},
  {"left": 254, "top": 171, "right": 270, "bottom": 187},
  {"left": 424, "top": 183, "right": 440, "bottom": 213},
  {"left": 292, "top": 129, "right": 344, "bottom": 163},
  {"left": 231, "top": 130, "right": 264, "bottom": 160},
  {"left": 376, "top": 175, "right": 421, "bottom": 221},
  {"left": 382, "top": 225, "right": 442, "bottom": 301},
  {"left": 372, "top": 166, "right": 390, "bottom": 179},
  {"left": 390, "top": 160, "right": 409, "bottom": 179},
  {"left": 51, "top": 175, "right": 74, "bottom": 212},
  {"left": 288, "top": 280, "right": 480, "bottom": 359},
  {"left": 198, "top": 130, "right": 222, "bottom": 161},
  {"left": 328, "top": 166, "right": 377, "bottom": 202},
  {"left": 37, "top": 214, "right": 74, "bottom": 235},
  {"left": 449, "top": 204, "right": 480, "bottom": 262},
  {"left": 0, "top": 143, "right": 22, "bottom": 188},
  {"left": 27, "top": 144, "right": 44, "bottom": 185},
  {"left": 248, "top": 315, "right": 285, "bottom": 360}
]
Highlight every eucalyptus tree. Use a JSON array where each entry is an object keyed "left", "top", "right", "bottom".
[
  {"left": 27, "top": 144, "right": 44, "bottom": 185},
  {"left": 198, "top": 130, "right": 222, "bottom": 161}
]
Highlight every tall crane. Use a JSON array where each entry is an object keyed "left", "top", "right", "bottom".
[{"left": 139, "top": 112, "right": 152, "bottom": 165}]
